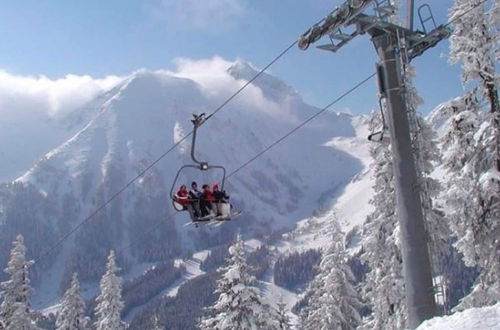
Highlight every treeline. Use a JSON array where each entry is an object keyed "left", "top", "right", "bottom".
[
  {"left": 84, "top": 259, "right": 185, "bottom": 320},
  {"left": 129, "top": 272, "right": 219, "bottom": 330},
  {"left": 274, "top": 249, "right": 321, "bottom": 289},
  {"left": 122, "top": 260, "right": 186, "bottom": 316}
]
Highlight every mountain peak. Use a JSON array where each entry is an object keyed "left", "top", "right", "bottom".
[
  {"left": 227, "top": 59, "right": 302, "bottom": 106},
  {"left": 227, "top": 60, "right": 258, "bottom": 79}
]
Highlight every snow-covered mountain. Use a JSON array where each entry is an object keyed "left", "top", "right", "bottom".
[
  {"left": 0, "top": 60, "right": 370, "bottom": 309},
  {"left": 0, "top": 74, "right": 124, "bottom": 183}
]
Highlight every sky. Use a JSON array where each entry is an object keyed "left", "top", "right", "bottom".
[{"left": 0, "top": 0, "right": 464, "bottom": 115}]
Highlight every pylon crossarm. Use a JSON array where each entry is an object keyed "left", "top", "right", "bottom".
[
  {"left": 298, "top": 0, "right": 377, "bottom": 50},
  {"left": 407, "top": 25, "right": 451, "bottom": 61},
  {"left": 315, "top": 10, "right": 397, "bottom": 53}
]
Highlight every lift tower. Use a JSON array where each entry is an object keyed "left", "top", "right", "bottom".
[{"left": 298, "top": 1, "right": 450, "bottom": 328}]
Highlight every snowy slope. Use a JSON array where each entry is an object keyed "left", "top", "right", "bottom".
[
  {"left": 417, "top": 303, "right": 500, "bottom": 330},
  {"left": 276, "top": 114, "right": 374, "bottom": 255}
]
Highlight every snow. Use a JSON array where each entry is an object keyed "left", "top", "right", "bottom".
[
  {"left": 276, "top": 114, "right": 374, "bottom": 254},
  {"left": 164, "top": 259, "right": 205, "bottom": 298},
  {"left": 258, "top": 277, "right": 301, "bottom": 327},
  {"left": 33, "top": 240, "right": 75, "bottom": 310},
  {"left": 480, "top": 168, "right": 500, "bottom": 183},
  {"left": 417, "top": 303, "right": 500, "bottom": 330},
  {"left": 40, "top": 303, "right": 62, "bottom": 316},
  {"left": 244, "top": 239, "right": 263, "bottom": 251},
  {"left": 192, "top": 249, "right": 210, "bottom": 263}
]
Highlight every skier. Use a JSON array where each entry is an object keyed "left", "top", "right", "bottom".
[
  {"left": 212, "top": 184, "right": 231, "bottom": 216},
  {"left": 185, "top": 182, "right": 201, "bottom": 219},
  {"left": 175, "top": 184, "right": 200, "bottom": 219},
  {"left": 200, "top": 184, "right": 215, "bottom": 217},
  {"left": 189, "top": 181, "right": 202, "bottom": 199},
  {"left": 174, "top": 185, "right": 189, "bottom": 207}
]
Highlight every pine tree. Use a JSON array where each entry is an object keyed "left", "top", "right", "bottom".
[
  {"left": 0, "top": 235, "right": 39, "bottom": 330},
  {"left": 200, "top": 234, "right": 277, "bottom": 330},
  {"left": 152, "top": 316, "right": 163, "bottom": 330},
  {"left": 276, "top": 298, "right": 291, "bottom": 330},
  {"left": 446, "top": 0, "right": 500, "bottom": 308},
  {"left": 449, "top": 0, "right": 499, "bottom": 186},
  {"left": 300, "top": 216, "right": 362, "bottom": 330},
  {"left": 360, "top": 111, "right": 406, "bottom": 330},
  {"left": 94, "top": 251, "right": 127, "bottom": 330},
  {"left": 56, "top": 273, "right": 88, "bottom": 330},
  {"left": 441, "top": 94, "right": 500, "bottom": 309},
  {"left": 492, "top": 0, "right": 500, "bottom": 63},
  {"left": 450, "top": 0, "right": 499, "bottom": 119}
]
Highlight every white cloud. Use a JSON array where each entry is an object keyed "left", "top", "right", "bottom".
[
  {"left": 168, "top": 56, "right": 237, "bottom": 97},
  {"left": 155, "top": 0, "right": 247, "bottom": 29},
  {"left": 167, "top": 56, "right": 297, "bottom": 120},
  {"left": 0, "top": 71, "right": 124, "bottom": 118}
]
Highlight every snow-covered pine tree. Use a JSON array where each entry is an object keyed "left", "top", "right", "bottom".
[
  {"left": 94, "top": 251, "right": 127, "bottom": 330},
  {"left": 445, "top": 0, "right": 500, "bottom": 308},
  {"left": 441, "top": 93, "right": 500, "bottom": 309},
  {"left": 200, "top": 234, "right": 277, "bottom": 330},
  {"left": 56, "top": 273, "right": 88, "bottom": 330},
  {"left": 450, "top": 0, "right": 499, "bottom": 121},
  {"left": 492, "top": 0, "right": 500, "bottom": 63},
  {"left": 152, "top": 316, "right": 163, "bottom": 330},
  {"left": 359, "top": 111, "right": 406, "bottom": 330},
  {"left": 300, "top": 216, "right": 362, "bottom": 330},
  {"left": 276, "top": 297, "right": 291, "bottom": 330},
  {"left": 0, "top": 235, "right": 39, "bottom": 330},
  {"left": 449, "top": 0, "right": 499, "bottom": 190},
  {"left": 450, "top": 0, "right": 500, "bottom": 180}
]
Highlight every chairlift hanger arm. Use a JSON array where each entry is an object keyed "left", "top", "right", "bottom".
[{"left": 190, "top": 113, "right": 209, "bottom": 169}]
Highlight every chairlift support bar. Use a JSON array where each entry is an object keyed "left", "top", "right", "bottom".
[{"left": 190, "top": 113, "right": 209, "bottom": 170}]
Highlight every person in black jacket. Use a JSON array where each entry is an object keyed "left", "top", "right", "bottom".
[
  {"left": 188, "top": 181, "right": 202, "bottom": 218},
  {"left": 212, "top": 184, "right": 230, "bottom": 216}
]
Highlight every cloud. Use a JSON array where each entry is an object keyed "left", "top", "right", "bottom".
[
  {"left": 0, "top": 71, "right": 124, "bottom": 118},
  {"left": 168, "top": 56, "right": 237, "bottom": 97},
  {"left": 0, "top": 55, "right": 293, "bottom": 124},
  {"left": 167, "top": 56, "right": 297, "bottom": 120},
  {"left": 154, "top": 0, "right": 248, "bottom": 30}
]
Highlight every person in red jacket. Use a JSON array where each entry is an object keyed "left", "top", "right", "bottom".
[
  {"left": 174, "top": 185, "right": 189, "bottom": 206},
  {"left": 200, "top": 184, "right": 215, "bottom": 217},
  {"left": 175, "top": 184, "right": 199, "bottom": 219}
]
